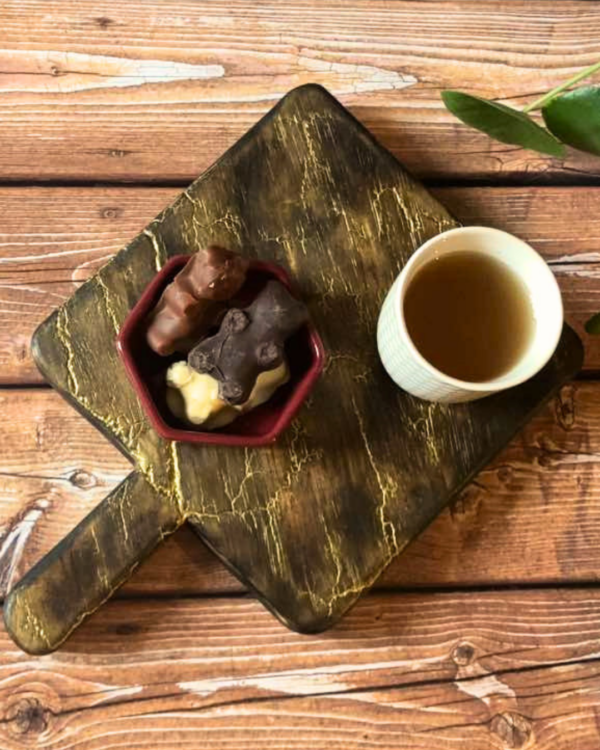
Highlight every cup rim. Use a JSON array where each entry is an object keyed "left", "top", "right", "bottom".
[{"left": 392, "top": 225, "right": 564, "bottom": 393}]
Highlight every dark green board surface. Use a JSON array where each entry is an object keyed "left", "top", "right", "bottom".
[{"left": 4, "top": 85, "right": 583, "bottom": 654}]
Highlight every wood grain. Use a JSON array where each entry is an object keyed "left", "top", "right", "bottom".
[
  {"left": 1, "top": 590, "right": 600, "bottom": 749},
  {"left": 0, "top": 1, "right": 599, "bottom": 182},
  {"left": 0, "top": 0, "right": 597, "bottom": 742},
  {"left": 1, "top": 185, "right": 599, "bottom": 386},
  {"left": 2, "top": 381, "right": 600, "bottom": 598}
]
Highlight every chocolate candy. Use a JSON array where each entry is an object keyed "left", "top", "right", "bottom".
[
  {"left": 166, "top": 361, "right": 238, "bottom": 429},
  {"left": 146, "top": 246, "right": 249, "bottom": 356},
  {"left": 187, "top": 280, "right": 308, "bottom": 405},
  {"left": 166, "top": 360, "right": 289, "bottom": 430},
  {"left": 243, "top": 361, "right": 290, "bottom": 411}
]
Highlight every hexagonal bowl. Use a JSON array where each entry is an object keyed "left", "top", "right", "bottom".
[{"left": 116, "top": 255, "right": 325, "bottom": 446}]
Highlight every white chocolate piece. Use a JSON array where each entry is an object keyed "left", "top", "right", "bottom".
[
  {"left": 166, "top": 362, "right": 237, "bottom": 427},
  {"left": 166, "top": 360, "right": 290, "bottom": 430},
  {"left": 242, "top": 362, "right": 289, "bottom": 412}
]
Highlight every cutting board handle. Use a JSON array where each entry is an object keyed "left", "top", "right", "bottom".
[{"left": 3, "top": 471, "right": 181, "bottom": 655}]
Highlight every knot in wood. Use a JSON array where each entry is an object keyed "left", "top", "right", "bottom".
[
  {"left": 450, "top": 484, "right": 481, "bottom": 518},
  {"left": 70, "top": 470, "right": 97, "bottom": 489},
  {"left": 101, "top": 207, "right": 121, "bottom": 220},
  {"left": 17, "top": 339, "right": 28, "bottom": 363},
  {"left": 6, "top": 697, "right": 49, "bottom": 736},
  {"left": 490, "top": 711, "right": 532, "bottom": 749},
  {"left": 555, "top": 385, "right": 576, "bottom": 431},
  {"left": 115, "top": 621, "right": 142, "bottom": 636},
  {"left": 95, "top": 16, "right": 115, "bottom": 29},
  {"left": 451, "top": 641, "right": 475, "bottom": 666}
]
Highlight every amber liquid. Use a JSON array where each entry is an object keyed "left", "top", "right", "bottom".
[{"left": 403, "top": 251, "right": 535, "bottom": 382}]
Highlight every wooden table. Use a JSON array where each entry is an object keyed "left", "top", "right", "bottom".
[{"left": 1, "top": 2, "right": 600, "bottom": 748}]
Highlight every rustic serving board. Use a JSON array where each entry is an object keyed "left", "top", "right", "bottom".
[{"left": 3, "top": 84, "right": 583, "bottom": 654}]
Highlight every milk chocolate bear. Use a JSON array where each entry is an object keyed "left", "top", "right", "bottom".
[
  {"left": 146, "top": 246, "right": 249, "bottom": 356},
  {"left": 187, "top": 280, "right": 308, "bottom": 404}
]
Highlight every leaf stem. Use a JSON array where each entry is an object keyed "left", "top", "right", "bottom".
[{"left": 523, "top": 60, "right": 600, "bottom": 112}]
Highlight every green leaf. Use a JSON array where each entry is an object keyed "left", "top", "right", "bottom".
[
  {"left": 543, "top": 86, "right": 600, "bottom": 156},
  {"left": 585, "top": 311, "right": 600, "bottom": 335},
  {"left": 441, "top": 91, "right": 565, "bottom": 158}
]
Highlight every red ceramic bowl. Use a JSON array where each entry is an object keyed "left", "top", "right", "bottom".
[{"left": 116, "top": 255, "right": 325, "bottom": 446}]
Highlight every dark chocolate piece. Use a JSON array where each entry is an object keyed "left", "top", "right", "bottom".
[
  {"left": 146, "top": 246, "right": 249, "bottom": 356},
  {"left": 188, "top": 280, "right": 308, "bottom": 404}
]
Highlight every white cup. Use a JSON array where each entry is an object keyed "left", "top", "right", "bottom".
[{"left": 377, "top": 226, "right": 563, "bottom": 403}]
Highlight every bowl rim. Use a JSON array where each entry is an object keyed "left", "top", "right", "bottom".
[{"left": 116, "top": 255, "right": 325, "bottom": 446}]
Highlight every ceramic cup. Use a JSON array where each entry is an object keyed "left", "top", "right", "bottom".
[{"left": 376, "top": 226, "right": 564, "bottom": 403}]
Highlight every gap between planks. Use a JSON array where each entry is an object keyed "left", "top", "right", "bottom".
[{"left": 1, "top": 177, "right": 600, "bottom": 190}]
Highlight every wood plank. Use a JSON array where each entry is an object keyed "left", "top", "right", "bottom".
[
  {"left": 0, "top": 1, "right": 599, "bottom": 182},
  {"left": 1, "top": 591, "right": 600, "bottom": 749},
  {"left": 2, "top": 382, "right": 600, "bottom": 597},
  {"left": 0, "top": 187, "right": 175, "bottom": 384},
  {"left": 0, "top": 186, "right": 599, "bottom": 385}
]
